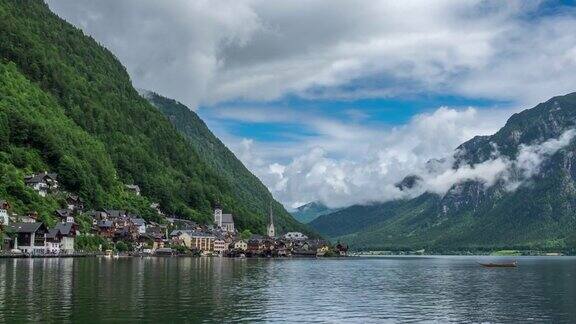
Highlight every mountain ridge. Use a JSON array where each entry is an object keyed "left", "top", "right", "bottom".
[
  {"left": 0, "top": 1, "right": 309, "bottom": 235},
  {"left": 142, "top": 90, "right": 312, "bottom": 234},
  {"left": 311, "top": 92, "right": 576, "bottom": 251},
  {"left": 290, "top": 201, "right": 340, "bottom": 224}
]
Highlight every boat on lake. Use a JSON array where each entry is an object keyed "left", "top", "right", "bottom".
[{"left": 478, "top": 261, "right": 518, "bottom": 268}]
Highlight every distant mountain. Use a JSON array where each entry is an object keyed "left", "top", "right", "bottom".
[
  {"left": 291, "top": 201, "right": 340, "bottom": 224},
  {"left": 311, "top": 92, "right": 576, "bottom": 252},
  {"left": 0, "top": 1, "right": 310, "bottom": 235}
]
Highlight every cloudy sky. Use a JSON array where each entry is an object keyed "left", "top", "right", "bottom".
[{"left": 47, "top": 0, "right": 576, "bottom": 209}]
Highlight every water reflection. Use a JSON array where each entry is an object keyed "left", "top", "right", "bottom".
[{"left": 0, "top": 256, "right": 573, "bottom": 322}]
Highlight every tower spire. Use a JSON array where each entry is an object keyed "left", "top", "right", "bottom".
[{"left": 267, "top": 201, "right": 275, "bottom": 237}]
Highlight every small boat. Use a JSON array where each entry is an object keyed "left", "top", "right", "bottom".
[{"left": 478, "top": 261, "right": 518, "bottom": 268}]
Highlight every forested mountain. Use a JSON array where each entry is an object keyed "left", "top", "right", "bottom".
[
  {"left": 143, "top": 91, "right": 311, "bottom": 234},
  {"left": 0, "top": 1, "right": 309, "bottom": 235},
  {"left": 291, "top": 201, "right": 340, "bottom": 224},
  {"left": 311, "top": 92, "right": 576, "bottom": 251}
]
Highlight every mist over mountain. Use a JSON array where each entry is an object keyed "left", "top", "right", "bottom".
[{"left": 311, "top": 92, "right": 576, "bottom": 251}]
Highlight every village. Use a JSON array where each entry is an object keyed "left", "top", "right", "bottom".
[{"left": 0, "top": 172, "right": 348, "bottom": 258}]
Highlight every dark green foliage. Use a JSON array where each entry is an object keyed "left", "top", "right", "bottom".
[
  {"left": 171, "top": 244, "right": 189, "bottom": 254},
  {"left": 115, "top": 241, "right": 133, "bottom": 253},
  {"left": 75, "top": 234, "right": 111, "bottom": 252},
  {"left": 146, "top": 91, "right": 314, "bottom": 235},
  {"left": 240, "top": 229, "right": 253, "bottom": 240},
  {"left": 0, "top": 1, "right": 308, "bottom": 235}
]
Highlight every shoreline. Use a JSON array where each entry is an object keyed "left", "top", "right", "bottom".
[{"left": 0, "top": 253, "right": 573, "bottom": 259}]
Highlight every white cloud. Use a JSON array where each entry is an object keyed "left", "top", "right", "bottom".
[
  {"left": 46, "top": 1, "right": 576, "bottom": 208},
  {"left": 48, "top": 1, "right": 576, "bottom": 107},
  {"left": 232, "top": 106, "right": 513, "bottom": 208},
  {"left": 239, "top": 110, "right": 575, "bottom": 208}
]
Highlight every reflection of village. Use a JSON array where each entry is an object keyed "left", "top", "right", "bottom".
[{"left": 0, "top": 172, "right": 348, "bottom": 258}]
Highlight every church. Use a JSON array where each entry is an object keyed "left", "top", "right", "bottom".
[
  {"left": 213, "top": 203, "right": 235, "bottom": 233},
  {"left": 267, "top": 204, "right": 275, "bottom": 238}
]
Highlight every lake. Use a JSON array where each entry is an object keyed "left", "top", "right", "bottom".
[{"left": 0, "top": 256, "right": 574, "bottom": 322}]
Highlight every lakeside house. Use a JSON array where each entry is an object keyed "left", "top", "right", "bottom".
[
  {"left": 9, "top": 222, "right": 48, "bottom": 254},
  {"left": 24, "top": 172, "right": 59, "bottom": 197},
  {"left": 213, "top": 238, "right": 228, "bottom": 254},
  {"left": 234, "top": 239, "right": 248, "bottom": 251},
  {"left": 335, "top": 243, "right": 349, "bottom": 256},
  {"left": 46, "top": 222, "right": 77, "bottom": 254},
  {"left": 170, "top": 230, "right": 215, "bottom": 252}
]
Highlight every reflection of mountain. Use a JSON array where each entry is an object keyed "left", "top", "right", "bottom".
[
  {"left": 312, "top": 92, "right": 576, "bottom": 251},
  {"left": 291, "top": 201, "right": 341, "bottom": 223}
]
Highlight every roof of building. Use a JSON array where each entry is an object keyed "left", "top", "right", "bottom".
[
  {"left": 97, "top": 220, "right": 113, "bottom": 228},
  {"left": 105, "top": 210, "right": 125, "bottom": 218},
  {"left": 66, "top": 193, "right": 81, "bottom": 201},
  {"left": 126, "top": 185, "right": 140, "bottom": 191},
  {"left": 46, "top": 228, "right": 59, "bottom": 240},
  {"left": 54, "top": 222, "right": 74, "bottom": 235},
  {"left": 170, "top": 229, "right": 215, "bottom": 238},
  {"left": 131, "top": 218, "right": 146, "bottom": 226},
  {"left": 248, "top": 234, "right": 265, "bottom": 243},
  {"left": 9, "top": 222, "right": 45, "bottom": 233},
  {"left": 222, "top": 214, "right": 234, "bottom": 224},
  {"left": 24, "top": 172, "right": 58, "bottom": 184},
  {"left": 55, "top": 209, "right": 72, "bottom": 218}
]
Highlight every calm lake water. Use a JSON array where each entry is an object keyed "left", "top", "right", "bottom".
[{"left": 0, "top": 256, "right": 574, "bottom": 323}]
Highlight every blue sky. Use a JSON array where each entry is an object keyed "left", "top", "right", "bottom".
[
  {"left": 49, "top": 0, "right": 576, "bottom": 208},
  {"left": 198, "top": 94, "right": 512, "bottom": 152}
]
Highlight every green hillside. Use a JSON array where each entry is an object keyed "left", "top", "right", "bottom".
[
  {"left": 311, "top": 93, "right": 576, "bottom": 252},
  {"left": 0, "top": 1, "right": 308, "bottom": 235},
  {"left": 144, "top": 91, "right": 312, "bottom": 234}
]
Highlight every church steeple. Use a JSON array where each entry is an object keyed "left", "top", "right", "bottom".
[
  {"left": 267, "top": 203, "right": 275, "bottom": 238},
  {"left": 214, "top": 202, "right": 223, "bottom": 227}
]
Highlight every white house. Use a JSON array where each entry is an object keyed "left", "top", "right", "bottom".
[
  {"left": 213, "top": 238, "right": 228, "bottom": 254},
  {"left": 234, "top": 240, "right": 248, "bottom": 251},
  {"left": 24, "top": 172, "right": 58, "bottom": 197},
  {"left": 0, "top": 200, "right": 10, "bottom": 226},
  {"left": 46, "top": 223, "right": 77, "bottom": 254},
  {"left": 10, "top": 222, "right": 48, "bottom": 254},
  {"left": 131, "top": 218, "right": 146, "bottom": 234}
]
